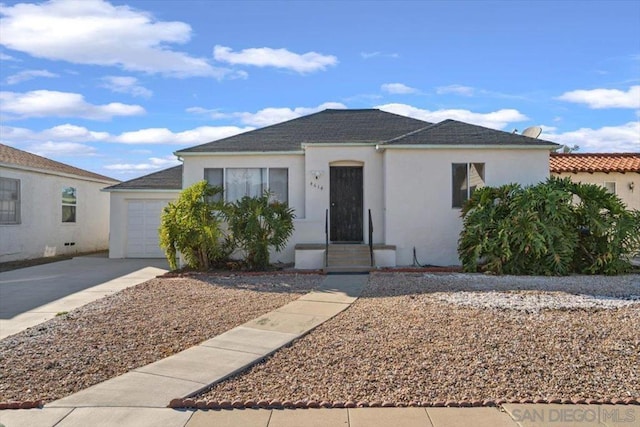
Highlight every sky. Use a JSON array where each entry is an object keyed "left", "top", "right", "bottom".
[{"left": 0, "top": 0, "right": 639, "bottom": 181}]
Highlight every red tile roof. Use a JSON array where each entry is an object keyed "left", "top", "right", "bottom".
[
  {"left": 0, "top": 143, "right": 118, "bottom": 183},
  {"left": 550, "top": 152, "right": 640, "bottom": 174}
]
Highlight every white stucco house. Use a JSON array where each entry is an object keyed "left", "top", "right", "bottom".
[
  {"left": 106, "top": 109, "right": 558, "bottom": 269},
  {"left": 550, "top": 152, "right": 639, "bottom": 211},
  {"left": 0, "top": 143, "right": 119, "bottom": 262}
]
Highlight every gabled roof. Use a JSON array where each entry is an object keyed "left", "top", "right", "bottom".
[
  {"left": 550, "top": 152, "right": 640, "bottom": 174},
  {"left": 384, "top": 119, "right": 558, "bottom": 147},
  {"left": 0, "top": 143, "right": 118, "bottom": 183},
  {"left": 177, "top": 109, "right": 431, "bottom": 153},
  {"left": 103, "top": 165, "right": 183, "bottom": 191}
]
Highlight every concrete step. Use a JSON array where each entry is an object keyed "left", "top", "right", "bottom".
[{"left": 323, "top": 265, "right": 374, "bottom": 274}]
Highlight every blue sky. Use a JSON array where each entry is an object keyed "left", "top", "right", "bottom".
[{"left": 1, "top": 0, "right": 638, "bottom": 181}]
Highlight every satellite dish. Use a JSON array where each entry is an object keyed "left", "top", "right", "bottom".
[{"left": 522, "top": 126, "right": 542, "bottom": 139}]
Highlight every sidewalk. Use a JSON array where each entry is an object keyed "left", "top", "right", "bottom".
[{"left": 1, "top": 273, "right": 636, "bottom": 427}]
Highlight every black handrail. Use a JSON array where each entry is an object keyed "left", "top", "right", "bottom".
[
  {"left": 325, "top": 208, "right": 329, "bottom": 268},
  {"left": 368, "top": 209, "right": 374, "bottom": 266}
]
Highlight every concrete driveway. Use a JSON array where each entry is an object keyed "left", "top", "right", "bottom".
[{"left": 0, "top": 254, "right": 168, "bottom": 339}]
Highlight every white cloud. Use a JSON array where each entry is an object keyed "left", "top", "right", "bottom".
[
  {"left": 104, "top": 155, "right": 180, "bottom": 171},
  {"left": 112, "top": 126, "right": 252, "bottom": 145},
  {"left": 556, "top": 86, "right": 640, "bottom": 109},
  {"left": 0, "top": 51, "right": 17, "bottom": 60},
  {"left": 436, "top": 84, "right": 475, "bottom": 96},
  {"left": 0, "top": 0, "right": 227, "bottom": 78},
  {"left": 0, "top": 124, "right": 109, "bottom": 143},
  {"left": 209, "top": 102, "right": 347, "bottom": 127},
  {"left": 213, "top": 45, "right": 338, "bottom": 74},
  {"left": 381, "top": 83, "right": 418, "bottom": 94},
  {"left": 360, "top": 51, "right": 399, "bottom": 59},
  {"left": 28, "top": 141, "right": 98, "bottom": 157},
  {"left": 5, "top": 69, "right": 58, "bottom": 85},
  {"left": 0, "top": 90, "right": 145, "bottom": 120},
  {"left": 542, "top": 122, "right": 640, "bottom": 152},
  {"left": 377, "top": 103, "right": 529, "bottom": 130},
  {"left": 101, "top": 76, "right": 152, "bottom": 98}
]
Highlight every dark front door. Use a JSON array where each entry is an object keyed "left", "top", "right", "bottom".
[{"left": 330, "top": 166, "right": 363, "bottom": 242}]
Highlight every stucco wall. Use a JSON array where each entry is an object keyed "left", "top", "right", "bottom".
[
  {"left": 0, "top": 167, "right": 113, "bottom": 262},
  {"left": 108, "top": 190, "right": 180, "bottom": 258},
  {"left": 553, "top": 171, "right": 639, "bottom": 211},
  {"left": 383, "top": 148, "right": 551, "bottom": 266}
]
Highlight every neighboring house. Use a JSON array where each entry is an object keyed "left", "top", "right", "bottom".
[
  {"left": 0, "top": 143, "right": 119, "bottom": 262},
  {"left": 107, "top": 109, "right": 557, "bottom": 268},
  {"left": 550, "top": 152, "right": 640, "bottom": 211},
  {"left": 103, "top": 165, "right": 182, "bottom": 258}
]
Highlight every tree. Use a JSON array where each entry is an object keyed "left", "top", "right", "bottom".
[
  {"left": 224, "top": 192, "right": 295, "bottom": 270},
  {"left": 458, "top": 177, "right": 640, "bottom": 275},
  {"left": 159, "top": 181, "right": 231, "bottom": 270}
]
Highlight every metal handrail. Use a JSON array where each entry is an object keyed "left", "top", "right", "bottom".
[
  {"left": 325, "top": 208, "right": 329, "bottom": 268},
  {"left": 368, "top": 209, "right": 374, "bottom": 266}
]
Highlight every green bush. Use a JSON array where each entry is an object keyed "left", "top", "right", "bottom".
[
  {"left": 159, "top": 181, "right": 231, "bottom": 270},
  {"left": 458, "top": 176, "right": 640, "bottom": 275},
  {"left": 224, "top": 192, "right": 295, "bottom": 270}
]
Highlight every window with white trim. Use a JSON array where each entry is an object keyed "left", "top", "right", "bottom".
[
  {"left": 603, "top": 181, "right": 616, "bottom": 194},
  {"left": 0, "top": 177, "right": 20, "bottom": 224},
  {"left": 62, "top": 186, "right": 77, "bottom": 223},
  {"left": 452, "top": 163, "right": 485, "bottom": 208},
  {"left": 204, "top": 168, "right": 288, "bottom": 204}
]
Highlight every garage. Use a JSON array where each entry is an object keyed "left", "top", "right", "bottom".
[
  {"left": 126, "top": 200, "right": 171, "bottom": 258},
  {"left": 103, "top": 165, "right": 183, "bottom": 259}
]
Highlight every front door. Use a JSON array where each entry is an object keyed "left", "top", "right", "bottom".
[{"left": 330, "top": 166, "right": 363, "bottom": 242}]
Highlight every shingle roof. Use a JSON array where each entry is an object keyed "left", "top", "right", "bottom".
[
  {"left": 177, "top": 109, "right": 431, "bottom": 153},
  {"left": 384, "top": 119, "right": 558, "bottom": 147},
  {"left": 550, "top": 152, "right": 640, "bottom": 174},
  {"left": 103, "top": 165, "right": 183, "bottom": 191},
  {"left": 0, "top": 143, "right": 118, "bottom": 183}
]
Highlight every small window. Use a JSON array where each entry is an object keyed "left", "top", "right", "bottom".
[
  {"left": 603, "top": 181, "right": 616, "bottom": 194},
  {"left": 62, "top": 187, "right": 77, "bottom": 223},
  {"left": 0, "top": 177, "right": 20, "bottom": 224},
  {"left": 452, "top": 163, "right": 485, "bottom": 208},
  {"left": 268, "top": 168, "right": 288, "bottom": 204},
  {"left": 204, "top": 168, "right": 223, "bottom": 201}
]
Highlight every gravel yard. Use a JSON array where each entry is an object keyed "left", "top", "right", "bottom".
[
  {"left": 0, "top": 273, "right": 322, "bottom": 403},
  {"left": 198, "top": 272, "right": 640, "bottom": 405}
]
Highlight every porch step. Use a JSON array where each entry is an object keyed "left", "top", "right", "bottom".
[{"left": 325, "top": 244, "right": 373, "bottom": 273}]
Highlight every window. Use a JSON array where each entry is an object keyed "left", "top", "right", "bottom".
[
  {"left": 603, "top": 181, "right": 616, "bottom": 194},
  {"left": 205, "top": 167, "right": 288, "bottom": 204},
  {"left": 0, "top": 177, "right": 20, "bottom": 224},
  {"left": 62, "top": 186, "right": 77, "bottom": 223},
  {"left": 452, "top": 163, "right": 485, "bottom": 208}
]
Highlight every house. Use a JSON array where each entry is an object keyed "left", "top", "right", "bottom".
[
  {"left": 0, "top": 143, "right": 119, "bottom": 262},
  {"left": 550, "top": 152, "right": 639, "bottom": 211},
  {"left": 106, "top": 109, "right": 558, "bottom": 268}
]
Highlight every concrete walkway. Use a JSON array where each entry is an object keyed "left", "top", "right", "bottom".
[
  {"left": 1, "top": 272, "right": 636, "bottom": 427},
  {"left": 0, "top": 255, "right": 168, "bottom": 339}
]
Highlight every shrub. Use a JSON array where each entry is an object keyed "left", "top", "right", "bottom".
[
  {"left": 159, "top": 181, "right": 231, "bottom": 270},
  {"left": 224, "top": 192, "right": 295, "bottom": 270},
  {"left": 458, "top": 176, "right": 640, "bottom": 275}
]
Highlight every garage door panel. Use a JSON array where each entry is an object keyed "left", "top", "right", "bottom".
[{"left": 126, "top": 200, "right": 171, "bottom": 258}]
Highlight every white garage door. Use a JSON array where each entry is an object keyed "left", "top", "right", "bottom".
[{"left": 126, "top": 200, "right": 170, "bottom": 258}]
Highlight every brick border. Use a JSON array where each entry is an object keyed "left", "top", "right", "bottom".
[{"left": 166, "top": 397, "right": 640, "bottom": 410}]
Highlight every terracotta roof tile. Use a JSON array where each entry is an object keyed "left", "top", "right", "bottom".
[
  {"left": 0, "top": 143, "right": 118, "bottom": 183},
  {"left": 550, "top": 152, "right": 640, "bottom": 174}
]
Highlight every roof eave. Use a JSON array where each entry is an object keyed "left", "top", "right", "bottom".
[
  {"left": 1, "top": 162, "right": 119, "bottom": 185},
  {"left": 376, "top": 143, "right": 560, "bottom": 151},
  {"left": 175, "top": 150, "right": 304, "bottom": 157}
]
